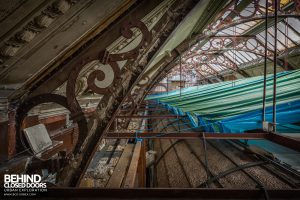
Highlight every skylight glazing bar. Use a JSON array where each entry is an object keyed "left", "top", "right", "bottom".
[
  {"left": 257, "top": 33, "right": 274, "bottom": 49},
  {"left": 277, "top": 22, "right": 297, "bottom": 46},
  {"left": 234, "top": 51, "right": 249, "bottom": 63},
  {"left": 226, "top": 51, "right": 242, "bottom": 64},
  {"left": 268, "top": 27, "right": 285, "bottom": 50}
]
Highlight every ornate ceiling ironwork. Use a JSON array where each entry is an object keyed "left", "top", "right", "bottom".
[
  {"left": 15, "top": 19, "right": 152, "bottom": 156},
  {"left": 162, "top": 0, "right": 300, "bottom": 83}
]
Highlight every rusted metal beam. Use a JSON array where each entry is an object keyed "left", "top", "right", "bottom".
[
  {"left": 105, "top": 132, "right": 268, "bottom": 140},
  {"left": 139, "top": 140, "right": 146, "bottom": 187},
  {"left": 137, "top": 103, "right": 161, "bottom": 105},
  {"left": 63, "top": 0, "right": 200, "bottom": 187},
  {"left": 106, "top": 132, "right": 300, "bottom": 152},
  {"left": 43, "top": 188, "right": 300, "bottom": 199},
  {"left": 267, "top": 133, "right": 300, "bottom": 152},
  {"left": 119, "top": 108, "right": 166, "bottom": 112},
  {"left": 115, "top": 115, "right": 184, "bottom": 119},
  {"left": 137, "top": 106, "right": 163, "bottom": 108}
]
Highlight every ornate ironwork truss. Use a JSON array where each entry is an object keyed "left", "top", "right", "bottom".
[
  {"left": 162, "top": 0, "right": 300, "bottom": 83},
  {"left": 12, "top": 0, "right": 199, "bottom": 187}
]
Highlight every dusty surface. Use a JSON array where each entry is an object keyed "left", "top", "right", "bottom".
[
  {"left": 81, "top": 112, "right": 298, "bottom": 189},
  {"left": 153, "top": 116, "right": 297, "bottom": 189},
  {"left": 82, "top": 139, "right": 126, "bottom": 187}
]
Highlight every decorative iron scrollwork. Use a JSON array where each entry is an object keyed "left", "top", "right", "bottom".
[
  {"left": 15, "top": 93, "right": 88, "bottom": 155},
  {"left": 86, "top": 62, "right": 121, "bottom": 94},
  {"left": 192, "top": 36, "right": 267, "bottom": 57},
  {"left": 15, "top": 19, "right": 152, "bottom": 158},
  {"left": 100, "top": 20, "right": 152, "bottom": 63},
  {"left": 207, "top": 0, "right": 300, "bottom": 32},
  {"left": 87, "top": 19, "right": 152, "bottom": 95}
]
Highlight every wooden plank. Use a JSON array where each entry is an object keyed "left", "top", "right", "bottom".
[
  {"left": 123, "top": 142, "right": 142, "bottom": 188},
  {"left": 22, "top": 115, "right": 39, "bottom": 129},
  {"left": 138, "top": 140, "right": 146, "bottom": 187},
  {"left": 0, "top": 120, "right": 9, "bottom": 161},
  {"left": 106, "top": 144, "right": 134, "bottom": 188},
  {"left": 79, "top": 177, "right": 94, "bottom": 187}
]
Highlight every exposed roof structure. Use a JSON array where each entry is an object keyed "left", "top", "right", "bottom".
[{"left": 0, "top": 0, "right": 300, "bottom": 199}]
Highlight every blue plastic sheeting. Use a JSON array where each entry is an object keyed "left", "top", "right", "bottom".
[
  {"left": 156, "top": 98, "right": 300, "bottom": 134},
  {"left": 147, "top": 70, "right": 300, "bottom": 133},
  {"left": 217, "top": 100, "right": 300, "bottom": 133}
]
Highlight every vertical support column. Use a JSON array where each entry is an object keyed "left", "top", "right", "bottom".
[
  {"left": 138, "top": 101, "right": 148, "bottom": 187},
  {"left": 273, "top": 0, "right": 278, "bottom": 133},
  {"left": 7, "top": 109, "right": 16, "bottom": 160},
  {"left": 262, "top": 0, "right": 268, "bottom": 123},
  {"left": 146, "top": 103, "right": 155, "bottom": 187}
]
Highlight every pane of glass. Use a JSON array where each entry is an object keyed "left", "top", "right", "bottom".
[
  {"left": 236, "top": 23, "right": 251, "bottom": 31},
  {"left": 288, "top": 18, "right": 300, "bottom": 33},
  {"left": 233, "top": 26, "right": 246, "bottom": 34},
  {"left": 225, "top": 51, "right": 241, "bottom": 64},
  {"left": 235, "top": 51, "right": 249, "bottom": 62},
  {"left": 210, "top": 64, "right": 223, "bottom": 71},
  {"left": 283, "top": 19, "right": 300, "bottom": 45},
  {"left": 200, "top": 41, "right": 211, "bottom": 51},
  {"left": 216, "top": 31, "right": 226, "bottom": 36},
  {"left": 245, "top": 20, "right": 261, "bottom": 27},
  {"left": 239, "top": 51, "right": 253, "bottom": 61},
  {"left": 216, "top": 56, "right": 225, "bottom": 63},
  {"left": 229, "top": 50, "right": 244, "bottom": 63},
  {"left": 277, "top": 22, "right": 296, "bottom": 48},
  {"left": 268, "top": 27, "right": 285, "bottom": 50},
  {"left": 259, "top": 0, "right": 267, "bottom": 8},
  {"left": 246, "top": 40, "right": 263, "bottom": 58},
  {"left": 257, "top": 33, "right": 274, "bottom": 49},
  {"left": 272, "top": 27, "right": 288, "bottom": 50},
  {"left": 247, "top": 52, "right": 258, "bottom": 60}
]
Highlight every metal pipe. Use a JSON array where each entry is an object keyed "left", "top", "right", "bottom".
[
  {"left": 44, "top": 188, "right": 300, "bottom": 198},
  {"left": 105, "top": 132, "right": 269, "bottom": 140},
  {"left": 262, "top": 0, "right": 268, "bottom": 122},
  {"left": 202, "top": 132, "right": 210, "bottom": 188},
  {"left": 273, "top": 0, "right": 278, "bottom": 132},
  {"left": 178, "top": 55, "right": 182, "bottom": 132},
  {"left": 115, "top": 115, "right": 185, "bottom": 119},
  {"left": 180, "top": 54, "right": 182, "bottom": 96}
]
